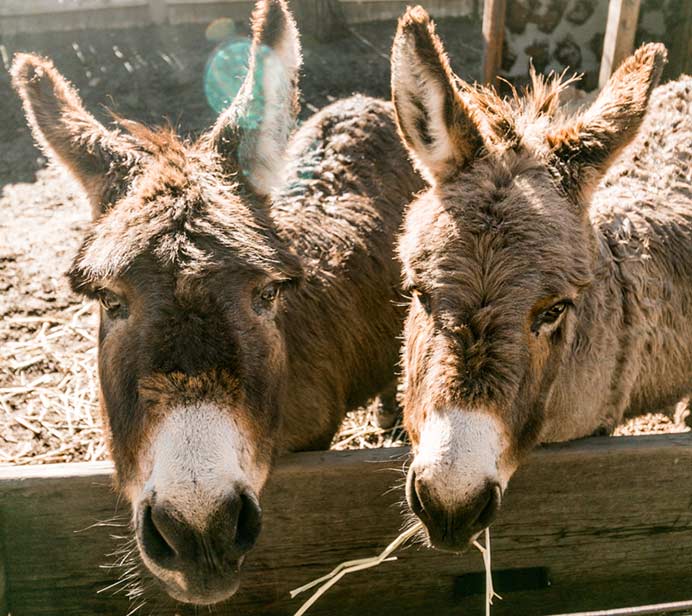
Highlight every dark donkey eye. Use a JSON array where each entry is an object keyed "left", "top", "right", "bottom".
[
  {"left": 97, "top": 289, "right": 127, "bottom": 319},
  {"left": 411, "top": 287, "right": 432, "bottom": 315},
  {"left": 259, "top": 281, "right": 282, "bottom": 304},
  {"left": 254, "top": 280, "right": 289, "bottom": 315},
  {"left": 532, "top": 300, "right": 572, "bottom": 334}
]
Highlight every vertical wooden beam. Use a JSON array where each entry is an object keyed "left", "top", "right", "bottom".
[
  {"left": 667, "top": 0, "right": 692, "bottom": 79},
  {"left": 482, "top": 0, "right": 506, "bottom": 86},
  {"left": 598, "top": 0, "right": 642, "bottom": 88},
  {"left": 149, "top": 0, "right": 168, "bottom": 25}
]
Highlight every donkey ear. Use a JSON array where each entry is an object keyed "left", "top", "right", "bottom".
[
  {"left": 547, "top": 43, "right": 667, "bottom": 202},
  {"left": 205, "top": 0, "right": 302, "bottom": 197},
  {"left": 11, "top": 54, "right": 136, "bottom": 219},
  {"left": 391, "top": 6, "right": 484, "bottom": 184}
]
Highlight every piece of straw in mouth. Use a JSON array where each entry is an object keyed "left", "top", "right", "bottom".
[
  {"left": 291, "top": 523, "right": 500, "bottom": 616},
  {"left": 474, "top": 527, "right": 502, "bottom": 616}
]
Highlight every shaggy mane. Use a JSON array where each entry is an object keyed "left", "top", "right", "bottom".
[{"left": 461, "top": 68, "right": 582, "bottom": 147}]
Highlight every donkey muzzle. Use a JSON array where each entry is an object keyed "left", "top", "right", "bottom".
[
  {"left": 407, "top": 468, "right": 501, "bottom": 551},
  {"left": 136, "top": 487, "right": 262, "bottom": 604}
]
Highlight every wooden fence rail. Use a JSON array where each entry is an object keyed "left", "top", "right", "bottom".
[
  {"left": 1, "top": 432, "right": 691, "bottom": 615},
  {"left": 0, "top": 0, "right": 475, "bottom": 35}
]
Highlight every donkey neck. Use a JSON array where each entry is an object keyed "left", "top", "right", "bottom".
[{"left": 544, "top": 192, "right": 692, "bottom": 442}]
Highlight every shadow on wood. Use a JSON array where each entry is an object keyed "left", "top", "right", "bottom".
[{"left": 1, "top": 433, "right": 691, "bottom": 615}]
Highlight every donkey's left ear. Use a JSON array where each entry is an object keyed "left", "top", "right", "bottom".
[
  {"left": 547, "top": 43, "right": 667, "bottom": 203},
  {"left": 204, "top": 0, "right": 301, "bottom": 197}
]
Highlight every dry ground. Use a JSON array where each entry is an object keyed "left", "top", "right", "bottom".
[{"left": 0, "top": 19, "right": 689, "bottom": 465}]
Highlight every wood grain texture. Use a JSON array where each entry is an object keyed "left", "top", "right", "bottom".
[
  {"left": 481, "top": 0, "right": 506, "bottom": 85},
  {"left": 1, "top": 433, "right": 692, "bottom": 615},
  {"left": 666, "top": 0, "right": 692, "bottom": 80},
  {"left": 598, "top": 0, "right": 642, "bottom": 88}
]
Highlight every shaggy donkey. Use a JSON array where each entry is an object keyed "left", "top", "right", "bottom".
[
  {"left": 12, "top": 0, "right": 422, "bottom": 604},
  {"left": 391, "top": 6, "right": 691, "bottom": 551}
]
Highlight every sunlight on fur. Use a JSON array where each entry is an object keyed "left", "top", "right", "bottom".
[{"left": 290, "top": 524, "right": 500, "bottom": 616}]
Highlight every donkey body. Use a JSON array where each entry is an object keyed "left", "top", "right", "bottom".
[
  {"left": 268, "top": 93, "right": 424, "bottom": 450},
  {"left": 12, "top": 0, "right": 421, "bottom": 604},
  {"left": 571, "top": 77, "right": 692, "bottom": 434},
  {"left": 390, "top": 6, "right": 691, "bottom": 551}
]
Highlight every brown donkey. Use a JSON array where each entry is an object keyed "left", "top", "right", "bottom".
[
  {"left": 391, "top": 6, "right": 691, "bottom": 551},
  {"left": 11, "top": 0, "right": 422, "bottom": 604}
]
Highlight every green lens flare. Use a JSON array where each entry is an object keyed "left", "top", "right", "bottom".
[{"left": 204, "top": 38, "right": 253, "bottom": 114}]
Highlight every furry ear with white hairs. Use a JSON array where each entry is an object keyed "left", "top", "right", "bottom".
[
  {"left": 11, "top": 53, "right": 137, "bottom": 219},
  {"left": 205, "top": 0, "right": 302, "bottom": 197},
  {"left": 391, "top": 6, "right": 484, "bottom": 184},
  {"left": 547, "top": 43, "right": 667, "bottom": 203}
]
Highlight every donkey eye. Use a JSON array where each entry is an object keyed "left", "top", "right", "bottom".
[
  {"left": 260, "top": 282, "right": 281, "bottom": 304},
  {"left": 98, "top": 289, "right": 127, "bottom": 319},
  {"left": 412, "top": 288, "right": 432, "bottom": 315},
  {"left": 532, "top": 300, "right": 571, "bottom": 334},
  {"left": 253, "top": 280, "right": 288, "bottom": 316}
]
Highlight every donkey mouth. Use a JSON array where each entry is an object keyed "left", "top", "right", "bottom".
[
  {"left": 159, "top": 571, "right": 243, "bottom": 606},
  {"left": 136, "top": 531, "right": 247, "bottom": 605},
  {"left": 406, "top": 468, "right": 502, "bottom": 552},
  {"left": 134, "top": 490, "right": 261, "bottom": 605}
]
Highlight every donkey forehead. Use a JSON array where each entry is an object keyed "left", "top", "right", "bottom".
[
  {"left": 402, "top": 164, "right": 588, "bottom": 283},
  {"left": 71, "top": 175, "right": 288, "bottom": 286}
]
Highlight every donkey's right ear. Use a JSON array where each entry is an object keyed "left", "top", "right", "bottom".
[
  {"left": 391, "top": 6, "right": 484, "bottom": 185},
  {"left": 204, "top": 0, "right": 302, "bottom": 197},
  {"left": 11, "top": 54, "right": 136, "bottom": 219}
]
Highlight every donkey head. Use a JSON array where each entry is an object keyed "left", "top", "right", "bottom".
[
  {"left": 392, "top": 6, "right": 665, "bottom": 551},
  {"left": 13, "top": 0, "right": 303, "bottom": 604}
]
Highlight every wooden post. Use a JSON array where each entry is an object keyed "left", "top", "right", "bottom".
[
  {"left": 667, "top": 0, "right": 692, "bottom": 79},
  {"left": 482, "top": 0, "right": 506, "bottom": 86},
  {"left": 598, "top": 0, "right": 641, "bottom": 88}
]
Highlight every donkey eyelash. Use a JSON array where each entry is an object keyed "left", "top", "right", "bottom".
[
  {"left": 531, "top": 299, "right": 573, "bottom": 335},
  {"left": 408, "top": 286, "right": 433, "bottom": 314}
]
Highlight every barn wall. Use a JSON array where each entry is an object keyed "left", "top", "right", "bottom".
[{"left": 502, "top": 0, "right": 680, "bottom": 91}]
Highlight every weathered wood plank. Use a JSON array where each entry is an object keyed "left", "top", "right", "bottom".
[
  {"left": 481, "top": 0, "right": 506, "bottom": 85},
  {"left": 598, "top": 0, "right": 642, "bottom": 88},
  {"left": 148, "top": 0, "right": 168, "bottom": 24},
  {"left": 340, "top": 0, "right": 475, "bottom": 24},
  {"left": 0, "top": 7, "right": 154, "bottom": 35},
  {"left": 549, "top": 599, "right": 692, "bottom": 616},
  {"left": 1, "top": 433, "right": 692, "bottom": 615},
  {"left": 0, "top": 0, "right": 477, "bottom": 33},
  {"left": 666, "top": 0, "right": 692, "bottom": 79},
  {"left": 0, "top": 0, "right": 147, "bottom": 17}
]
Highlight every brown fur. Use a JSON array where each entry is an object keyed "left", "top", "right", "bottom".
[
  {"left": 11, "top": 0, "right": 423, "bottom": 596},
  {"left": 394, "top": 7, "right": 691, "bottom": 481}
]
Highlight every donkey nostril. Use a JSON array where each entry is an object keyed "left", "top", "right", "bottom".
[
  {"left": 475, "top": 482, "right": 502, "bottom": 529},
  {"left": 233, "top": 491, "right": 262, "bottom": 553},
  {"left": 406, "top": 468, "right": 427, "bottom": 520},
  {"left": 141, "top": 502, "right": 176, "bottom": 563}
]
